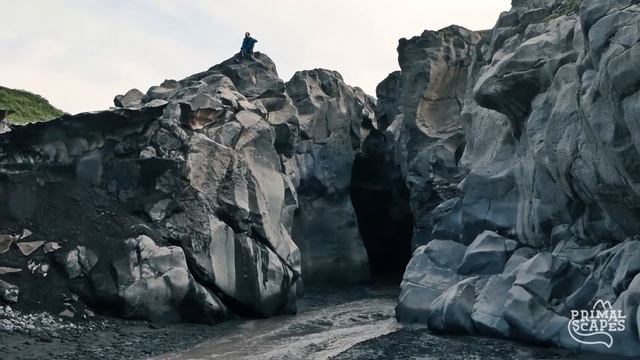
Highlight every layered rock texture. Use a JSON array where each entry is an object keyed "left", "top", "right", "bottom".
[
  {"left": 389, "top": 0, "right": 640, "bottom": 356},
  {"left": 2, "top": 0, "right": 639, "bottom": 356},
  {"left": 0, "top": 52, "right": 373, "bottom": 323}
]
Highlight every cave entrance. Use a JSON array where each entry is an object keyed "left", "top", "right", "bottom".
[{"left": 350, "top": 131, "right": 413, "bottom": 282}]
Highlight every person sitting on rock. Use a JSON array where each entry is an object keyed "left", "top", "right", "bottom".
[{"left": 239, "top": 32, "right": 258, "bottom": 59}]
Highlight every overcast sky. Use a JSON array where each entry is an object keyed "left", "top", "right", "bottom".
[{"left": 0, "top": 0, "right": 510, "bottom": 114}]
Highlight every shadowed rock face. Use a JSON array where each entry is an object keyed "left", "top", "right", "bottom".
[
  {"left": 0, "top": 52, "right": 373, "bottom": 322},
  {"left": 284, "top": 69, "right": 374, "bottom": 284},
  {"left": 374, "top": 25, "right": 479, "bottom": 248},
  {"left": 390, "top": 0, "right": 640, "bottom": 356},
  {"left": 350, "top": 123, "right": 414, "bottom": 279}
]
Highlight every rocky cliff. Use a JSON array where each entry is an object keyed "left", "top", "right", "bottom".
[
  {"left": 2, "top": 0, "right": 640, "bottom": 356},
  {"left": 388, "top": 0, "right": 640, "bottom": 356},
  {"left": 0, "top": 52, "right": 373, "bottom": 323}
]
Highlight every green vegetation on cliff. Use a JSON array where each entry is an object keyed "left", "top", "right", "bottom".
[
  {"left": 545, "top": 0, "right": 583, "bottom": 20},
  {"left": 0, "top": 86, "right": 64, "bottom": 124}
]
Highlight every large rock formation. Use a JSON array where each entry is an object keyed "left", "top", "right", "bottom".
[
  {"left": 284, "top": 69, "right": 373, "bottom": 283},
  {"left": 390, "top": 0, "right": 640, "bottom": 356},
  {"left": 2, "top": 0, "right": 639, "bottom": 355},
  {"left": 375, "top": 26, "right": 478, "bottom": 248},
  {"left": 0, "top": 52, "right": 373, "bottom": 322}
]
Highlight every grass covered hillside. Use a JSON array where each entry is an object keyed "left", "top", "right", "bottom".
[{"left": 0, "top": 86, "right": 64, "bottom": 124}]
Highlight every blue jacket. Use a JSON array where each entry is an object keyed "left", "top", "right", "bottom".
[{"left": 241, "top": 37, "right": 257, "bottom": 52}]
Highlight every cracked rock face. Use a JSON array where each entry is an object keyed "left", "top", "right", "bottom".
[
  {"left": 105, "top": 235, "right": 229, "bottom": 324},
  {"left": 375, "top": 25, "right": 479, "bottom": 247},
  {"left": 0, "top": 52, "right": 373, "bottom": 321},
  {"left": 285, "top": 69, "right": 374, "bottom": 283},
  {"left": 391, "top": 0, "right": 640, "bottom": 356}
]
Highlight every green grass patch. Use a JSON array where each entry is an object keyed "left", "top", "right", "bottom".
[
  {"left": 545, "top": 0, "right": 583, "bottom": 21},
  {"left": 0, "top": 86, "right": 64, "bottom": 124}
]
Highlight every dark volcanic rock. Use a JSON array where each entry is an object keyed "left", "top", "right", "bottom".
[
  {"left": 0, "top": 52, "right": 373, "bottom": 322},
  {"left": 457, "top": 231, "right": 517, "bottom": 275},
  {"left": 390, "top": 0, "right": 640, "bottom": 356},
  {"left": 114, "top": 89, "right": 145, "bottom": 109},
  {"left": 375, "top": 25, "right": 479, "bottom": 247},
  {"left": 90, "top": 235, "right": 229, "bottom": 324},
  {"left": 396, "top": 240, "right": 467, "bottom": 323},
  {"left": 427, "top": 276, "right": 480, "bottom": 335},
  {"left": 285, "top": 69, "right": 374, "bottom": 284},
  {"left": 0, "top": 278, "right": 18, "bottom": 303}
]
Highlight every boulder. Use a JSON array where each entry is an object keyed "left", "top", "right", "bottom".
[
  {"left": 458, "top": 230, "right": 516, "bottom": 275},
  {"left": 0, "top": 234, "right": 15, "bottom": 254},
  {"left": 0, "top": 279, "right": 18, "bottom": 303},
  {"left": 605, "top": 273, "right": 640, "bottom": 357},
  {"left": 503, "top": 285, "right": 571, "bottom": 344},
  {"left": 146, "top": 80, "right": 179, "bottom": 100},
  {"left": 592, "top": 240, "right": 640, "bottom": 300},
  {"left": 285, "top": 69, "right": 374, "bottom": 284},
  {"left": 427, "top": 276, "right": 480, "bottom": 334},
  {"left": 97, "top": 235, "right": 229, "bottom": 324},
  {"left": 114, "top": 88, "right": 144, "bottom": 108},
  {"left": 512, "top": 253, "right": 589, "bottom": 306},
  {"left": 503, "top": 247, "right": 537, "bottom": 274},
  {"left": 62, "top": 246, "right": 99, "bottom": 279},
  {"left": 397, "top": 240, "right": 467, "bottom": 322},
  {"left": 0, "top": 53, "right": 331, "bottom": 322},
  {"left": 177, "top": 217, "right": 296, "bottom": 317},
  {"left": 15, "top": 241, "right": 45, "bottom": 256},
  {"left": 43, "top": 242, "right": 62, "bottom": 254},
  {"left": 145, "top": 199, "right": 173, "bottom": 222},
  {"left": 503, "top": 253, "right": 591, "bottom": 342},
  {"left": 471, "top": 273, "right": 515, "bottom": 337},
  {"left": 207, "top": 52, "right": 285, "bottom": 98},
  {"left": 610, "top": 242, "right": 640, "bottom": 296},
  {"left": 430, "top": 198, "right": 464, "bottom": 243}
]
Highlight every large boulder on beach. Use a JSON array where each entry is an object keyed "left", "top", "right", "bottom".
[
  {"left": 396, "top": 240, "right": 467, "bottom": 322},
  {"left": 93, "top": 235, "right": 229, "bottom": 324},
  {"left": 503, "top": 253, "right": 590, "bottom": 341},
  {"left": 427, "top": 276, "right": 480, "bottom": 334},
  {"left": 0, "top": 52, "right": 372, "bottom": 322}
]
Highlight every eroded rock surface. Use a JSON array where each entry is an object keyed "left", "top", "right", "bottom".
[
  {"left": 0, "top": 52, "right": 372, "bottom": 322},
  {"left": 284, "top": 69, "right": 374, "bottom": 284},
  {"left": 391, "top": 0, "right": 640, "bottom": 356}
]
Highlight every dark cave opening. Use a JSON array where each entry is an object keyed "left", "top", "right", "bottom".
[{"left": 350, "top": 130, "right": 414, "bottom": 281}]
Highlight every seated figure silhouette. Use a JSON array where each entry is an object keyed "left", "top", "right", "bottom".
[{"left": 239, "top": 32, "right": 258, "bottom": 60}]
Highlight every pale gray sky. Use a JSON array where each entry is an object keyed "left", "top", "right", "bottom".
[{"left": 0, "top": 0, "right": 510, "bottom": 114}]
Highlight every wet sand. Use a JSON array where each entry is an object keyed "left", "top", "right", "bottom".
[
  {"left": 157, "top": 285, "right": 606, "bottom": 360},
  {"left": 1, "top": 284, "right": 618, "bottom": 360}
]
